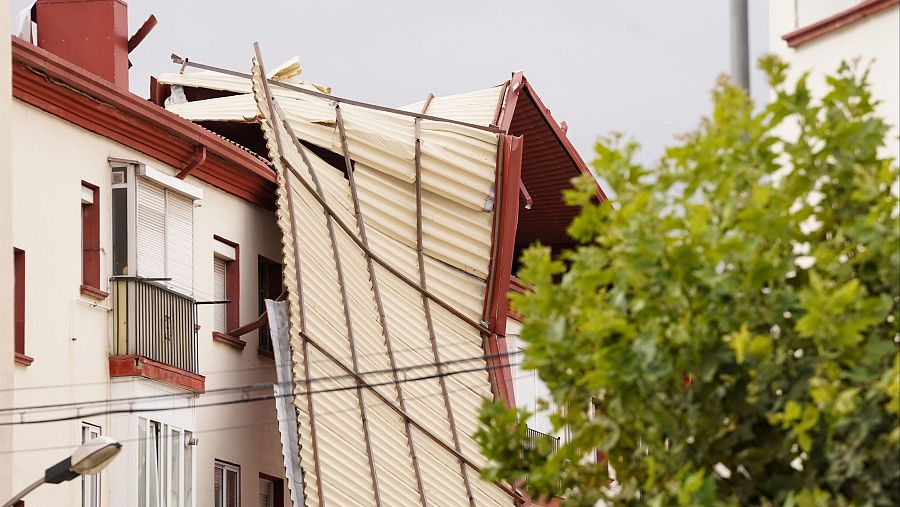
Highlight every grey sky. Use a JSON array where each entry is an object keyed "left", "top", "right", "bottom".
[{"left": 11, "top": 0, "right": 768, "bottom": 164}]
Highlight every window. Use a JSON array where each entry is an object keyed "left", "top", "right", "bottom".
[
  {"left": 82, "top": 423, "right": 101, "bottom": 507},
  {"left": 258, "top": 474, "right": 283, "bottom": 507},
  {"left": 138, "top": 417, "right": 193, "bottom": 507},
  {"left": 257, "top": 256, "right": 283, "bottom": 357},
  {"left": 110, "top": 163, "right": 201, "bottom": 296},
  {"left": 80, "top": 182, "right": 105, "bottom": 298},
  {"left": 214, "top": 460, "right": 240, "bottom": 507},
  {"left": 213, "top": 236, "right": 240, "bottom": 336},
  {"left": 13, "top": 248, "right": 31, "bottom": 366}
]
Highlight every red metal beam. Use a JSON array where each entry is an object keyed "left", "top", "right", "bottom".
[{"left": 783, "top": 0, "right": 898, "bottom": 47}]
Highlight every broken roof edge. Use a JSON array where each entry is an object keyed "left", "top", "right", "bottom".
[{"left": 498, "top": 71, "right": 609, "bottom": 203}]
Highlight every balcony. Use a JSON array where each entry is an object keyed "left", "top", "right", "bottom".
[
  {"left": 523, "top": 426, "right": 561, "bottom": 455},
  {"left": 110, "top": 277, "right": 204, "bottom": 392}
]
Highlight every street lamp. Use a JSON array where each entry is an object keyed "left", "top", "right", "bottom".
[{"left": 2, "top": 436, "right": 122, "bottom": 507}]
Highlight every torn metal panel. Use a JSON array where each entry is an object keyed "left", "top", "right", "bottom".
[
  {"left": 266, "top": 299, "right": 305, "bottom": 507},
  {"left": 248, "top": 49, "right": 517, "bottom": 507}
]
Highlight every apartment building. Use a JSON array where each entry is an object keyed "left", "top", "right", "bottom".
[
  {"left": 3, "top": 2, "right": 608, "bottom": 506},
  {"left": 3, "top": 1, "right": 289, "bottom": 505}
]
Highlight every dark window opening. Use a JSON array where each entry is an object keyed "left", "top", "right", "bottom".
[
  {"left": 111, "top": 167, "right": 129, "bottom": 277},
  {"left": 14, "top": 248, "right": 31, "bottom": 365},
  {"left": 81, "top": 182, "right": 102, "bottom": 295},
  {"left": 257, "top": 255, "right": 283, "bottom": 357}
]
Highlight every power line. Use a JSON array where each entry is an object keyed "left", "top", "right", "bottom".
[
  {"left": 0, "top": 333, "right": 504, "bottom": 394},
  {"left": 0, "top": 349, "right": 520, "bottom": 415},
  {"left": 0, "top": 370, "right": 533, "bottom": 456},
  {"left": 0, "top": 359, "right": 521, "bottom": 426}
]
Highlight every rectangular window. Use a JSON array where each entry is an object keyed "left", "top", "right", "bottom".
[
  {"left": 138, "top": 417, "right": 192, "bottom": 507},
  {"left": 82, "top": 423, "right": 101, "bottom": 507},
  {"left": 257, "top": 256, "right": 283, "bottom": 357},
  {"left": 258, "top": 474, "right": 283, "bottom": 507},
  {"left": 111, "top": 163, "right": 200, "bottom": 296},
  {"left": 213, "top": 236, "right": 240, "bottom": 336},
  {"left": 80, "top": 182, "right": 104, "bottom": 298},
  {"left": 214, "top": 460, "right": 240, "bottom": 507},
  {"left": 13, "top": 248, "right": 31, "bottom": 365}
]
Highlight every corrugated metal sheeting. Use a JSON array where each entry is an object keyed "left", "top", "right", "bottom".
[{"left": 160, "top": 59, "right": 518, "bottom": 506}]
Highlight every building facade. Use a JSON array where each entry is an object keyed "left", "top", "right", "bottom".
[
  {"left": 769, "top": 0, "right": 899, "bottom": 157},
  {"left": 3, "top": 1, "right": 290, "bottom": 505}
]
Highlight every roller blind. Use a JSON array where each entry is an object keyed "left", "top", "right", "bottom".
[
  {"left": 136, "top": 177, "right": 194, "bottom": 295},
  {"left": 213, "top": 257, "right": 227, "bottom": 333}
]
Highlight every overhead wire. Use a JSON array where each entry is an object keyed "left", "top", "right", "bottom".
[
  {"left": 0, "top": 358, "right": 522, "bottom": 426},
  {"left": 0, "top": 368, "right": 534, "bottom": 456},
  {"left": 0, "top": 333, "right": 520, "bottom": 394},
  {"left": 0, "top": 349, "right": 521, "bottom": 415}
]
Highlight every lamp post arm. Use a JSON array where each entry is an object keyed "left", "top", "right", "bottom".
[{"left": 2, "top": 476, "right": 46, "bottom": 507}]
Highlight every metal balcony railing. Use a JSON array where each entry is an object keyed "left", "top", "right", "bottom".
[
  {"left": 523, "top": 426, "right": 561, "bottom": 456},
  {"left": 112, "top": 277, "right": 199, "bottom": 374}
]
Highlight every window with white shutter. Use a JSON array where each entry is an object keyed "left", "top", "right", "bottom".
[
  {"left": 258, "top": 478, "right": 274, "bottom": 507},
  {"left": 213, "top": 257, "right": 227, "bottom": 333},
  {"left": 134, "top": 175, "right": 196, "bottom": 296}
]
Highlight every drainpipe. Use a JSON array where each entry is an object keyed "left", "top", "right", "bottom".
[{"left": 730, "top": 0, "right": 750, "bottom": 92}]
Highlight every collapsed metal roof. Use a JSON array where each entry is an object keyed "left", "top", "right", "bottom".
[{"left": 161, "top": 54, "right": 522, "bottom": 506}]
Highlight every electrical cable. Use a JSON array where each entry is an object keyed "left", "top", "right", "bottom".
[
  {"left": 0, "top": 350, "right": 521, "bottom": 415},
  {"left": 0, "top": 369, "right": 533, "bottom": 456}
]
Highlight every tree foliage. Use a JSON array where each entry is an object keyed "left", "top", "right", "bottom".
[{"left": 476, "top": 58, "right": 900, "bottom": 506}]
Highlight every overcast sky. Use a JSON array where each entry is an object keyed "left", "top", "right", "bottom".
[{"left": 11, "top": 0, "right": 768, "bottom": 164}]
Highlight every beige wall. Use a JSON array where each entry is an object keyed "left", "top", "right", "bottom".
[
  {"left": 769, "top": 1, "right": 900, "bottom": 158},
  {"left": 9, "top": 98, "right": 287, "bottom": 506},
  {"left": 1, "top": 0, "right": 15, "bottom": 500}
]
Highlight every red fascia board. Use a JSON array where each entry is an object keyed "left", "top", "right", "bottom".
[
  {"left": 519, "top": 77, "right": 608, "bottom": 203},
  {"left": 783, "top": 0, "right": 899, "bottom": 47},
  {"left": 483, "top": 134, "right": 524, "bottom": 408},
  {"left": 10, "top": 36, "right": 276, "bottom": 208}
]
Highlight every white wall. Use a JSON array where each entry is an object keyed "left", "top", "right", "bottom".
[
  {"left": 769, "top": 1, "right": 900, "bottom": 158},
  {"left": 506, "top": 319, "right": 557, "bottom": 437},
  {"left": 0, "top": 0, "right": 15, "bottom": 500},
  {"left": 9, "top": 97, "right": 288, "bottom": 506}
]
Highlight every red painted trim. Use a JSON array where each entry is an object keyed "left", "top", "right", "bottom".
[
  {"left": 507, "top": 276, "right": 532, "bottom": 322},
  {"left": 483, "top": 135, "right": 524, "bottom": 408},
  {"left": 212, "top": 332, "right": 247, "bottom": 351},
  {"left": 10, "top": 37, "right": 277, "bottom": 209},
  {"left": 81, "top": 181, "right": 101, "bottom": 291},
  {"left": 108, "top": 354, "right": 205, "bottom": 392},
  {"left": 14, "top": 352, "right": 34, "bottom": 366},
  {"left": 783, "top": 0, "right": 899, "bottom": 47},
  {"left": 214, "top": 235, "right": 241, "bottom": 331},
  {"left": 13, "top": 248, "right": 26, "bottom": 360},
  {"left": 80, "top": 284, "right": 109, "bottom": 300}
]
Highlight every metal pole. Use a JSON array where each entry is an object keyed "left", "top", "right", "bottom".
[
  {"left": 730, "top": 0, "right": 750, "bottom": 91},
  {"left": 3, "top": 477, "right": 45, "bottom": 507}
]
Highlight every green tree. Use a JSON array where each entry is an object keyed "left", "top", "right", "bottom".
[{"left": 476, "top": 57, "right": 900, "bottom": 506}]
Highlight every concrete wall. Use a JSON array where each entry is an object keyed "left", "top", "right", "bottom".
[
  {"left": 769, "top": 1, "right": 900, "bottom": 158},
  {"left": 9, "top": 97, "right": 288, "bottom": 506},
  {"left": 1, "top": 0, "right": 15, "bottom": 500}
]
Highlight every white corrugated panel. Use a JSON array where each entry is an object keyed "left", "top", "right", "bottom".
[
  {"left": 136, "top": 178, "right": 166, "bottom": 279},
  {"left": 213, "top": 257, "right": 226, "bottom": 333},
  {"left": 246, "top": 58, "right": 515, "bottom": 507}
]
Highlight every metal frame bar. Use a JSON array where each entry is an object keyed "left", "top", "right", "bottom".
[
  {"left": 335, "top": 104, "right": 428, "bottom": 507},
  {"left": 252, "top": 43, "right": 325, "bottom": 507},
  {"left": 170, "top": 54, "right": 504, "bottom": 134},
  {"left": 413, "top": 94, "right": 476, "bottom": 507},
  {"left": 300, "top": 104, "right": 384, "bottom": 507}
]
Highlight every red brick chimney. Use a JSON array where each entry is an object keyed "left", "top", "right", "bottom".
[{"left": 35, "top": 0, "right": 129, "bottom": 89}]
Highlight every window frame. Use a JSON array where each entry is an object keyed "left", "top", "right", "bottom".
[
  {"left": 13, "top": 247, "right": 32, "bottom": 366},
  {"left": 212, "top": 235, "right": 240, "bottom": 334},
  {"left": 214, "top": 459, "right": 241, "bottom": 507},
  {"left": 81, "top": 423, "right": 102, "bottom": 507},
  {"left": 138, "top": 417, "right": 193, "bottom": 507},
  {"left": 110, "top": 161, "right": 200, "bottom": 296},
  {"left": 80, "top": 181, "right": 107, "bottom": 299},
  {"left": 256, "top": 255, "right": 283, "bottom": 358}
]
